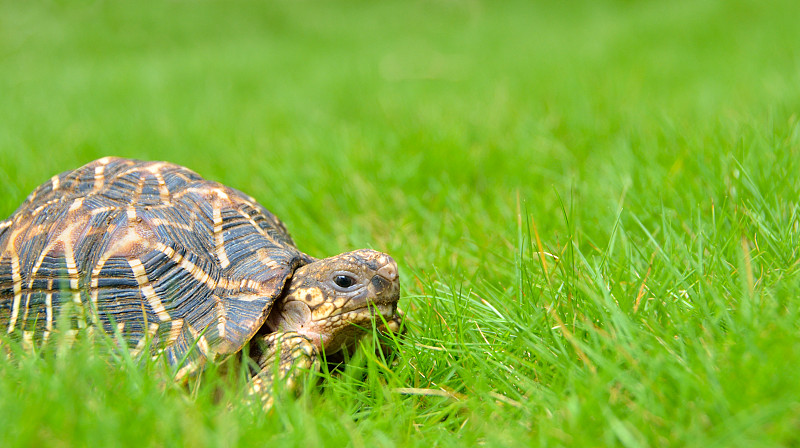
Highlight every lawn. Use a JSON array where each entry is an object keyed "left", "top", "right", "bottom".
[{"left": 1, "top": 0, "right": 799, "bottom": 446}]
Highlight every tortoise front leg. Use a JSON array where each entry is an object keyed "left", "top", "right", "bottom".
[{"left": 247, "top": 331, "right": 320, "bottom": 409}]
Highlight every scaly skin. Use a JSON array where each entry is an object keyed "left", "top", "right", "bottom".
[{"left": 249, "top": 249, "right": 402, "bottom": 407}]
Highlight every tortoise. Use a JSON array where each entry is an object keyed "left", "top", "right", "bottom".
[{"left": 0, "top": 157, "right": 402, "bottom": 405}]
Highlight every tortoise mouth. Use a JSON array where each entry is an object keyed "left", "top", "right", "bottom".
[
  {"left": 310, "top": 302, "right": 400, "bottom": 353},
  {"left": 329, "top": 292, "right": 399, "bottom": 318},
  {"left": 327, "top": 301, "right": 398, "bottom": 324}
]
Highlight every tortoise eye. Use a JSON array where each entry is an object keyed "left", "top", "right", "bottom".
[{"left": 333, "top": 274, "right": 357, "bottom": 289}]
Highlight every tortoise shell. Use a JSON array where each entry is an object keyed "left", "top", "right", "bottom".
[{"left": 0, "top": 157, "right": 314, "bottom": 370}]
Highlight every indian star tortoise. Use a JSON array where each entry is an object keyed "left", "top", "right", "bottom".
[{"left": 0, "top": 157, "right": 402, "bottom": 406}]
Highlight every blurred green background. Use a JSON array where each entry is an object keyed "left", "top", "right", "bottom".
[{"left": 1, "top": 0, "right": 799, "bottom": 446}]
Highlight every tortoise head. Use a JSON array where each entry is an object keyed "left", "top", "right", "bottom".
[{"left": 266, "top": 249, "right": 401, "bottom": 353}]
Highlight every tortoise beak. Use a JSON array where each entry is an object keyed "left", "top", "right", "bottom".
[
  {"left": 369, "top": 256, "right": 399, "bottom": 305},
  {"left": 376, "top": 258, "right": 398, "bottom": 281}
]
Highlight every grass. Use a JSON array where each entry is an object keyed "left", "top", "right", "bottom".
[{"left": 1, "top": 0, "right": 800, "bottom": 446}]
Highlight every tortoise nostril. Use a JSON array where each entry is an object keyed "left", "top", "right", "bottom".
[{"left": 371, "top": 275, "right": 390, "bottom": 290}]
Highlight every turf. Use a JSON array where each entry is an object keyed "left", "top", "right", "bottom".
[{"left": 1, "top": 0, "right": 799, "bottom": 446}]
